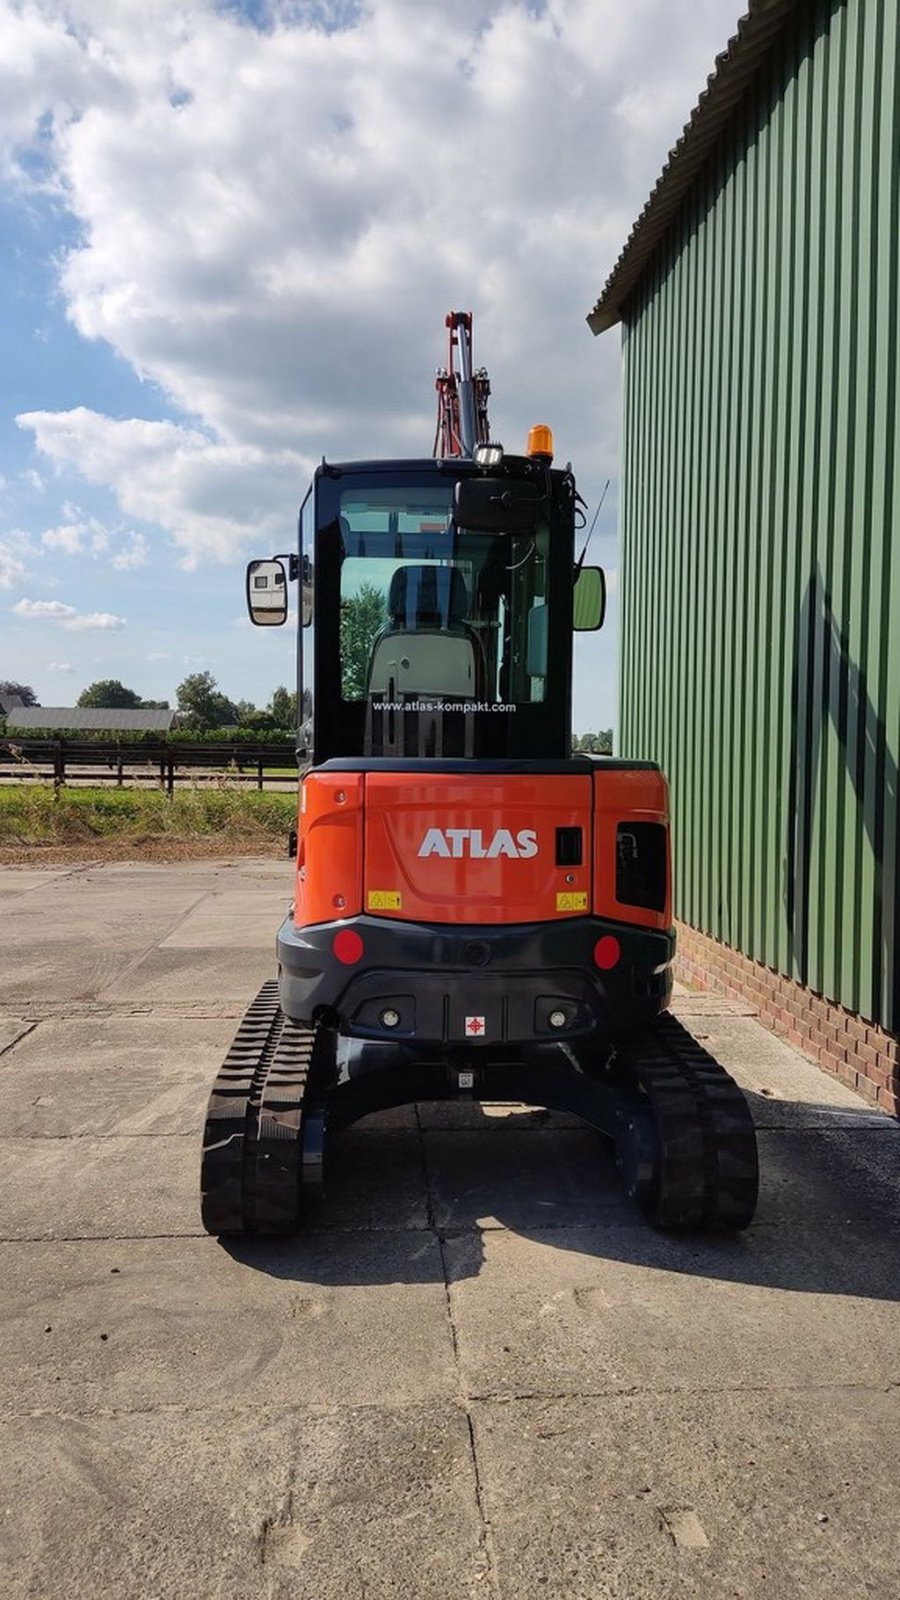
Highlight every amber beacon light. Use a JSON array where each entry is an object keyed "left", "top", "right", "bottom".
[{"left": 527, "top": 423, "right": 554, "bottom": 462}]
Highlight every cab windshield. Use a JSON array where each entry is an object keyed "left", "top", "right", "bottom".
[{"left": 338, "top": 484, "right": 549, "bottom": 710}]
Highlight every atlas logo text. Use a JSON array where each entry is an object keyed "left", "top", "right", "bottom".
[{"left": 418, "top": 828, "right": 538, "bottom": 860}]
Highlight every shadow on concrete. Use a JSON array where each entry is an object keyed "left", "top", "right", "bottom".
[{"left": 221, "top": 1095, "right": 900, "bottom": 1301}]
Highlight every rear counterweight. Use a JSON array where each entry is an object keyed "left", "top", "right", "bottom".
[{"left": 277, "top": 912, "right": 674, "bottom": 1046}]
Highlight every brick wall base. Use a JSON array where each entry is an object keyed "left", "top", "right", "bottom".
[{"left": 675, "top": 921, "right": 899, "bottom": 1117}]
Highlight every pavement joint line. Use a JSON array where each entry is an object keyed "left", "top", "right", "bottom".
[
  {"left": 754, "top": 1120, "right": 894, "bottom": 1132},
  {"left": 0, "top": 1216, "right": 830, "bottom": 1243},
  {"left": 466, "top": 1378, "right": 900, "bottom": 1403},
  {"left": 0, "top": 1022, "right": 36, "bottom": 1059},
  {"left": 92, "top": 883, "right": 224, "bottom": 999},
  {"left": 6, "top": 1212, "right": 896, "bottom": 1244},
  {"left": 0, "top": 1397, "right": 481, "bottom": 1425},
  {"left": 0, "top": 1226, "right": 441, "bottom": 1243},
  {"left": 416, "top": 1101, "right": 502, "bottom": 1598},
  {"left": 437, "top": 1238, "right": 503, "bottom": 1600},
  {"left": 16, "top": 862, "right": 97, "bottom": 889},
  {"left": 0, "top": 1130, "right": 202, "bottom": 1140},
  {"left": 3, "top": 1378, "right": 898, "bottom": 1428},
  {"left": 0, "top": 1132, "right": 202, "bottom": 1143},
  {"left": 0, "top": 1232, "right": 212, "bottom": 1243},
  {"left": 4, "top": 1400, "right": 462, "bottom": 1424},
  {"left": 754, "top": 1124, "right": 898, "bottom": 1136},
  {"left": 2, "top": 1005, "right": 248, "bottom": 1021},
  {"left": 0, "top": 1133, "right": 200, "bottom": 1141}
]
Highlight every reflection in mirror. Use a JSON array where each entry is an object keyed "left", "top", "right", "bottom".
[
  {"left": 301, "top": 553, "right": 313, "bottom": 627},
  {"left": 573, "top": 566, "right": 606, "bottom": 631},
  {"left": 247, "top": 558, "right": 288, "bottom": 626}
]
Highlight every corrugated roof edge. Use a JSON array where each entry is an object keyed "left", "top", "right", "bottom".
[
  {"left": 587, "top": 0, "right": 799, "bottom": 335},
  {"left": 4, "top": 707, "right": 178, "bottom": 731}
]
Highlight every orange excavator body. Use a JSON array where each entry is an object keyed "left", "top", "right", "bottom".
[
  {"left": 200, "top": 312, "right": 757, "bottom": 1241},
  {"left": 295, "top": 767, "right": 671, "bottom": 932}
]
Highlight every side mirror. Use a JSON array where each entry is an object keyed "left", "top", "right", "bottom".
[
  {"left": 455, "top": 477, "right": 540, "bottom": 534},
  {"left": 247, "top": 558, "right": 288, "bottom": 626},
  {"left": 573, "top": 566, "right": 606, "bottom": 631}
]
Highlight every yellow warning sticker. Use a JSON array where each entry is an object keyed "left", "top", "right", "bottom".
[
  {"left": 367, "top": 889, "right": 402, "bottom": 911},
  {"left": 556, "top": 891, "right": 588, "bottom": 912}
]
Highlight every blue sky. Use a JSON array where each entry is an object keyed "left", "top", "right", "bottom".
[{"left": 0, "top": 0, "right": 740, "bottom": 730}]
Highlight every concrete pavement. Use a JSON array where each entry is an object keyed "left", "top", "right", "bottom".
[{"left": 0, "top": 859, "right": 898, "bottom": 1599}]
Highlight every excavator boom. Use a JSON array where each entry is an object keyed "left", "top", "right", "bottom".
[{"left": 433, "top": 310, "right": 492, "bottom": 457}]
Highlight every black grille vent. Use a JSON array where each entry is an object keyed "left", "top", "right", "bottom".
[{"left": 616, "top": 823, "right": 666, "bottom": 912}]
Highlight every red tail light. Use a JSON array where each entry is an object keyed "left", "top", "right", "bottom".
[
  {"left": 333, "top": 929, "right": 364, "bottom": 965},
  {"left": 593, "top": 935, "right": 621, "bottom": 971}
]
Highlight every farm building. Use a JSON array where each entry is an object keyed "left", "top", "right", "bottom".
[
  {"left": 590, "top": 0, "right": 899, "bottom": 1111},
  {"left": 4, "top": 707, "right": 178, "bottom": 733}
]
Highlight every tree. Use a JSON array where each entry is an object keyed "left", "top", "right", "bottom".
[
  {"left": 77, "top": 680, "right": 144, "bottom": 709},
  {"left": 0, "top": 681, "right": 39, "bottom": 707},
  {"left": 237, "top": 707, "right": 277, "bottom": 735},
  {"left": 176, "top": 670, "right": 239, "bottom": 730},
  {"left": 574, "top": 729, "right": 613, "bottom": 755},
  {"left": 268, "top": 685, "right": 297, "bottom": 728},
  {"left": 341, "top": 585, "right": 387, "bottom": 700}
]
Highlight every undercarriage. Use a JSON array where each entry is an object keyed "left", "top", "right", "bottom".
[{"left": 200, "top": 981, "right": 759, "bottom": 1235}]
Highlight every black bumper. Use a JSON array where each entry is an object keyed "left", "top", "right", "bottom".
[{"left": 277, "top": 914, "right": 674, "bottom": 1047}]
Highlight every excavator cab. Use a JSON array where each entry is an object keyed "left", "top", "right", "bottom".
[
  {"left": 294, "top": 456, "right": 592, "bottom": 763},
  {"left": 203, "top": 317, "right": 759, "bottom": 1238}
]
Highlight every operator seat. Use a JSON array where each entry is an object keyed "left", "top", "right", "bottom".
[{"left": 367, "top": 565, "right": 486, "bottom": 701}]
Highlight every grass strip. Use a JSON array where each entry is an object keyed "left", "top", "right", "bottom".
[{"left": 0, "top": 784, "right": 297, "bottom": 845}]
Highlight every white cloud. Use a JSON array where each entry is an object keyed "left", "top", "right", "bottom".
[
  {"left": 41, "top": 521, "right": 87, "bottom": 555},
  {"left": 18, "top": 408, "right": 304, "bottom": 565},
  {"left": 14, "top": 597, "right": 73, "bottom": 619},
  {"left": 3, "top": 0, "right": 736, "bottom": 562},
  {"left": 41, "top": 514, "right": 112, "bottom": 557},
  {"left": 48, "top": 660, "right": 74, "bottom": 672},
  {"left": 111, "top": 532, "right": 148, "bottom": 570},
  {"left": 13, "top": 596, "right": 125, "bottom": 630},
  {"left": 0, "top": 539, "right": 27, "bottom": 589},
  {"left": 65, "top": 610, "right": 125, "bottom": 631}
]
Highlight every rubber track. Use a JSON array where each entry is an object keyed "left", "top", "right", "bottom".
[
  {"left": 200, "top": 980, "right": 319, "bottom": 1236},
  {"left": 629, "top": 1013, "right": 759, "bottom": 1230}
]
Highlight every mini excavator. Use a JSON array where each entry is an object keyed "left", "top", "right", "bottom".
[{"left": 200, "top": 312, "right": 759, "bottom": 1234}]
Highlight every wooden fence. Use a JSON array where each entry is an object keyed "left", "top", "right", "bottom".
[{"left": 0, "top": 739, "right": 298, "bottom": 795}]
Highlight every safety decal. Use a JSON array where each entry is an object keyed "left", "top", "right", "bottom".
[
  {"left": 367, "top": 889, "right": 402, "bottom": 911},
  {"left": 556, "top": 891, "right": 588, "bottom": 912},
  {"left": 465, "top": 1016, "right": 486, "bottom": 1036}
]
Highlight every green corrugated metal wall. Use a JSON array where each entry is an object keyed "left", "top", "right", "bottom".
[{"left": 619, "top": 0, "right": 900, "bottom": 1033}]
